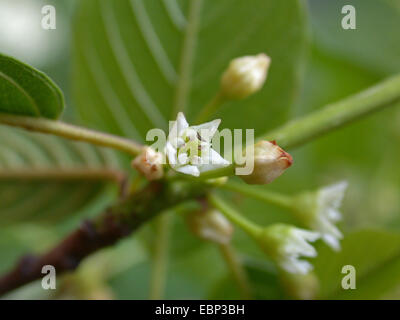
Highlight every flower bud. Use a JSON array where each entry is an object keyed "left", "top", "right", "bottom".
[
  {"left": 255, "top": 224, "right": 320, "bottom": 274},
  {"left": 220, "top": 53, "right": 271, "bottom": 100},
  {"left": 279, "top": 271, "right": 319, "bottom": 300},
  {"left": 132, "top": 147, "right": 164, "bottom": 181},
  {"left": 186, "top": 209, "right": 234, "bottom": 245},
  {"left": 240, "top": 140, "right": 293, "bottom": 185}
]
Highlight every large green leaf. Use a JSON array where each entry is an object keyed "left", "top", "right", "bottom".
[
  {"left": 0, "top": 53, "right": 64, "bottom": 119},
  {"left": 0, "top": 126, "right": 121, "bottom": 225},
  {"left": 309, "top": 0, "right": 400, "bottom": 76},
  {"left": 72, "top": 0, "right": 308, "bottom": 142},
  {"left": 314, "top": 230, "right": 400, "bottom": 299}
]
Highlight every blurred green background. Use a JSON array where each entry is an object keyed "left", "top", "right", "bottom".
[{"left": 0, "top": 0, "right": 400, "bottom": 299}]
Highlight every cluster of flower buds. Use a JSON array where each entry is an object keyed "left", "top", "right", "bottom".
[{"left": 186, "top": 209, "right": 234, "bottom": 245}]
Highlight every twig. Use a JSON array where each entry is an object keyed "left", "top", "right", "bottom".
[
  {"left": 0, "top": 181, "right": 205, "bottom": 296},
  {"left": 0, "top": 114, "right": 143, "bottom": 157}
]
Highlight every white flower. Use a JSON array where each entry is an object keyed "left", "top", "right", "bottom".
[
  {"left": 186, "top": 209, "right": 234, "bottom": 245},
  {"left": 279, "top": 228, "right": 320, "bottom": 274},
  {"left": 165, "top": 112, "right": 230, "bottom": 176},
  {"left": 132, "top": 147, "right": 164, "bottom": 181},
  {"left": 313, "top": 181, "right": 348, "bottom": 250},
  {"left": 257, "top": 224, "right": 320, "bottom": 275},
  {"left": 293, "top": 181, "right": 348, "bottom": 251},
  {"left": 220, "top": 53, "right": 271, "bottom": 100},
  {"left": 240, "top": 140, "right": 293, "bottom": 185}
]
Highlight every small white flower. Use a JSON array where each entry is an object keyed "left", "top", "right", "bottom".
[
  {"left": 257, "top": 224, "right": 320, "bottom": 275},
  {"left": 293, "top": 181, "right": 348, "bottom": 251},
  {"left": 220, "top": 53, "right": 271, "bottom": 100},
  {"left": 165, "top": 112, "right": 230, "bottom": 176},
  {"left": 313, "top": 181, "right": 348, "bottom": 250},
  {"left": 279, "top": 228, "right": 320, "bottom": 274}
]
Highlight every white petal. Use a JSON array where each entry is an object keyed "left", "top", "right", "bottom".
[
  {"left": 326, "top": 208, "right": 342, "bottom": 222},
  {"left": 192, "top": 119, "right": 221, "bottom": 142},
  {"left": 165, "top": 142, "right": 177, "bottom": 165},
  {"left": 322, "top": 234, "right": 341, "bottom": 251},
  {"left": 178, "top": 153, "right": 189, "bottom": 165},
  {"left": 176, "top": 112, "right": 189, "bottom": 133},
  {"left": 292, "top": 229, "right": 320, "bottom": 243},
  {"left": 198, "top": 149, "right": 230, "bottom": 173},
  {"left": 175, "top": 165, "right": 200, "bottom": 177},
  {"left": 280, "top": 257, "right": 313, "bottom": 275},
  {"left": 168, "top": 112, "right": 189, "bottom": 146},
  {"left": 319, "top": 181, "right": 348, "bottom": 210}
]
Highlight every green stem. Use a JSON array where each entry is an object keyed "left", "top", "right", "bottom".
[
  {"left": 195, "top": 92, "right": 226, "bottom": 123},
  {"left": 228, "top": 182, "right": 292, "bottom": 207},
  {"left": 218, "top": 243, "right": 252, "bottom": 299},
  {"left": 218, "top": 181, "right": 293, "bottom": 210},
  {"left": 200, "top": 74, "right": 400, "bottom": 179},
  {"left": 261, "top": 74, "right": 400, "bottom": 149},
  {"left": 149, "top": 213, "right": 173, "bottom": 300},
  {"left": 0, "top": 114, "right": 143, "bottom": 156},
  {"left": 208, "top": 193, "right": 261, "bottom": 237}
]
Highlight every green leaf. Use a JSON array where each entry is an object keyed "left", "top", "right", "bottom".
[
  {"left": 0, "top": 126, "right": 122, "bottom": 225},
  {"left": 0, "top": 53, "right": 64, "bottom": 119},
  {"left": 314, "top": 229, "right": 400, "bottom": 299},
  {"left": 72, "top": 0, "right": 308, "bottom": 141},
  {"left": 309, "top": 0, "right": 400, "bottom": 76}
]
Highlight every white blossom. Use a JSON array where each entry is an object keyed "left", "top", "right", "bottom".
[
  {"left": 312, "top": 181, "right": 348, "bottom": 250},
  {"left": 279, "top": 228, "right": 320, "bottom": 274},
  {"left": 257, "top": 224, "right": 320, "bottom": 275},
  {"left": 165, "top": 112, "right": 229, "bottom": 176}
]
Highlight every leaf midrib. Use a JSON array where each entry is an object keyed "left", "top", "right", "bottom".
[{"left": 0, "top": 70, "right": 41, "bottom": 117}]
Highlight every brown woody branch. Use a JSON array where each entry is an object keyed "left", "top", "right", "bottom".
[{"left": 0, "top": 180, "right": 205, "bottom": 296}]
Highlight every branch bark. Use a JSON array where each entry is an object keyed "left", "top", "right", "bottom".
[{"left": 0, "top": 180, "right": 205, "bottom": 296}]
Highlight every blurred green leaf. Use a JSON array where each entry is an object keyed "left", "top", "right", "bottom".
[
  {"left": 309, "top": 0, "right": 400, "bottom": 76},
  {"left": 0, "top": 126, "right": 121, "bottom": 225},
  {"left": 314, "top": 229, "right": 400, "bottom": 299},
  {"left": 72, "top": 0, "right": 308, "bottom": 141},
  {"left": 209, "top": 258, "right": 286, "bottom": 299},
  {"left": 0, "top": 53, "right": 64, "bottom": 118}
]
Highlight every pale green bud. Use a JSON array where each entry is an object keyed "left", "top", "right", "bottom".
[
  {"left": 186, "top": 209, "right": 234, "bottom": 245},
  {"left": 132, "top": 147, "right": 164, "bottom": 181},
  {"left": 220, "top": 53, "right": 271, "bottom": 100}
]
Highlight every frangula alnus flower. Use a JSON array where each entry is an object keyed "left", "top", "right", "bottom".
[
  {"left": 292, "top": 181, "right": 348, "bottom": 251},
  {"left": 165, "top": 112, "right": 229, "bottom": 177},
  {"left": 255, "top": 224, "right": 320, "bottom": 274}
]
